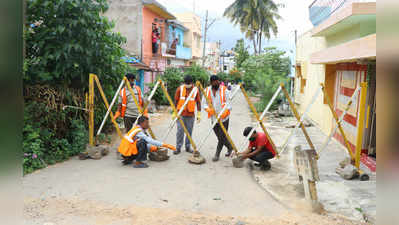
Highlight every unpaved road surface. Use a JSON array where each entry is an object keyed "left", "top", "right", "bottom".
[{"left": 23, "top": 88, "right": 363, "bottom": 225}]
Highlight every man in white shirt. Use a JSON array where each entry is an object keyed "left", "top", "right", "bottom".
[{"left": 203, "top": 75, "right": 233, "bottom": 161}]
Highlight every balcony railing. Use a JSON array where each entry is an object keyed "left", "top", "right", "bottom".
[
  {"left": 176, "top": 45, "right": 192, "bottom": 60},
  {"left": 309, "top": 0, "right": 354, "bottom": 26}
]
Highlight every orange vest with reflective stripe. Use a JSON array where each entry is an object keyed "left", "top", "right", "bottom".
[
  {"left": 206, "top": 85, "right": 230, "bottom": 119},
  {"left": 120, "top": 86, "right": 143, "bottom": 118},
  {"left": 118, "top": 126, "right": 142, "bottom": 156},
  {"left": 176, "top": 85, "right": 197, "bottom": 113}
]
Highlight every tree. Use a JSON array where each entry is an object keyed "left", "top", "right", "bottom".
[
  {"left": 241, "top": 47, "right": 290, "bottom": 110},
  {"left": 233, "top": 39, "right": 249, "bottom": 68},
  {"left": 223, "top": 0, "right": 282, "bottom": 54},
  {"left": 23, "top": 0, "right": 129, "bottom": 174},
  {"left": 24, "top": 0, "right": 128, "bottom": 89}
]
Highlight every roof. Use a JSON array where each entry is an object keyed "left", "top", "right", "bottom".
[
  {"left": 122, "top": 56, "right": 152, "bottom": 71},
  {"left": 142, "top": 0, "right": 176, "bottom": 20}
]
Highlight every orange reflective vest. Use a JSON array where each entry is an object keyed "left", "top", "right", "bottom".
[
  {"left": 206, "top": 85, "right": 230, "bottom": 119},
  {"left": 118, "top": 126, "right": 142, "bottom": 156},
  {"left": 120, "top": 86, "right": 143, "bottom": 118},
  {"left": 176, "top": 85, "right": 197, "bottom": 113}
]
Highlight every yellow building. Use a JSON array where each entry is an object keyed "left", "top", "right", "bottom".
[
  {"left": 295, "top": 1, "right": 376, "bottom": 171},
  {"left": 175, "top": 12, "right": 203, "bottom": 64}
]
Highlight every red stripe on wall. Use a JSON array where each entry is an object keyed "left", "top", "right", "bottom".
[
  {"left": 340, "top": 87, "right": 356, "bottom": 96},
  {"left": 336, "top": 108, "right": 357, "bottom": 126},
  {"left": 336, "top": 62, "right": 368, "bottom": 71},
  {"left": 333, "top": 132, "right": 376, "bottom": 172},
  {"left": 361, "top": 154, "right": 376, "bottom": 172}
]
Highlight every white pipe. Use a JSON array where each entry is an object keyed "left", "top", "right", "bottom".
[
  {"left": 96, "top": 79, "right": 125, "bottom": 136},
  {"left": 279, "top": 86, "right": 322, "bottom": 155},
  {"left": 161, "top": 87, "right": 198, "bottom": 142},
  {"left": 239, "top": 86, "right": 282, "bottom": 151},
  {"left": 197, "top": 85, "right": 241, "bottom": 152},
  {"left": 318, "top": 86, "right": 361, "bottom": 155},
  {"left": 132, "top": 81, "right": 160, "bottom": 127}
]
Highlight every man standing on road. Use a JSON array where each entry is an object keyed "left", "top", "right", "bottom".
[
  {"left": 118, "top": 116, "right": 176, "bottom": 168},
  {"left": 114, "top": 73, "right": 145, "bottom": 132},
  {"left": 239, "top": 127, "right": 276, "bottom": 170},
  {"left": 173, "top": 75, "right": 201, "bottom": 155},
  {"left": 203, "top": 75, "right": 233, "bottom": 161}
]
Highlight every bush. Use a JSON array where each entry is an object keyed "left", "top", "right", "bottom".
[
  {"left": 183, "top": 63, "right": 209, "bottom": 86},
  {"left": 241, "top": 47, "right": 290, "bottom": 110},
  {"left": 23, "top": 101, "right": 88, "bottom": 174},
  {"left": 23, "top": 0, "right": 129, "bottom": 173}
]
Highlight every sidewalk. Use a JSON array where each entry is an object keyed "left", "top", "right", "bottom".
[{"left": 249, "top": 114, "right": 376, "bottom": 224}]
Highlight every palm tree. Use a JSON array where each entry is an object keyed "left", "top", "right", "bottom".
[{"left": 224, "top": 0, "right": 281, "bottom": 55}]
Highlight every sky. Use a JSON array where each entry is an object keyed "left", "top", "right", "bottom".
[{"left": 157, "top": 0, "right": 314, "bottom": 55}]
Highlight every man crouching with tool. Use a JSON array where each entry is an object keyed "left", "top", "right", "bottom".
[
  {"left": 239, "top": 127, "right": 277, "bottom": 170},
  {"left": 118, "top": 116, "right": 176, "bottom": 168}
]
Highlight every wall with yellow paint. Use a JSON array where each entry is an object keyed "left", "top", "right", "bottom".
[
  {"left": 175, "top": 13, "right": 203, "bottom": 60},
  {"left": 295, "top": 31, "right": 334, "bottom": 135}
]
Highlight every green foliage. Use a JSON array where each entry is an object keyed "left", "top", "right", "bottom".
[
  {"left": 241, "top": 47, "right": 290, "bottom": 111},
  {"left": 183, "top": 64, "right": 209, "bottom": 86},
  {"left": 149, "top": 82, "right": 168, "bottom": 105},
  {"left": 23, "top": 0, "right": 129, "bottom": 173},
  {"left": 23, "top": 102, "right": 88, "bottom": 174},
  {"left": 24, "top": 0, "right": 129, "bottom": 88},
  {"left": 161, "top": 67, "right": 184, "bottom": 102},
  {"left": 224, "top": 0, "right": 282, "bottom": 54},
  {"left": 151, "top": 65, "right": 210, "bottom": 106},
  {"left": 234, "top": 39, "right": 250, "bottom": 68},
  {"left": 216, "top": 72, "right": 230, "bottom": 83}
]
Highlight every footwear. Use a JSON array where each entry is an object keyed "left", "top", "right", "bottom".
[
  {"left": 185, "top": 148, "right": 193, "bottom": 153},
  {"left": 133, "top": 162, "right": 149, "bottom": 168},
  {"left": 173, "top": 149, "right": 181, "bottom": 155},
  {"left": 260, "top": 160, "right": 271, "bottom": 171},
  {"left": 254, "top": 162, "right": 261, "bottom": 167},
  {"left": 225, "top": 149, "right": 232, "bottom": 157},
  {"left": 122, "top": 160, "right": 133, "bottom": 165},
  {"left": 212, "top": 148, "right": 221, "bottom": 162},
  {"left": 212, "top": 155, "right": 219, "bottom": 162}
]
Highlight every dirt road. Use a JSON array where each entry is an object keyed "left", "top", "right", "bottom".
[{"left": 23, "top": 88, "right": 362, "bottom": 225}]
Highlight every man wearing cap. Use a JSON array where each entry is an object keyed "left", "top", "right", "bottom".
[
  {"left": 239, "top": 127, "right": 276, "bottom": 170},
  {"left": 173, "top": 75, "right": 201, "bottom": 154},
  {"left": 118, "top": 116, "right": 176, "bottom": 168},
  {"left": 203, "top": 75, "right": 233, "bottom": 161},
  {"left": 114, "top": 73, "right": 145, "bottom": 132}
]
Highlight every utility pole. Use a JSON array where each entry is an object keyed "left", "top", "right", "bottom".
[
  {"left": 202, "top": 10, "right": 217, "bottom": 67},
  {"left": 295, "top": 29, "right": 297, "bottom": 47},
  {"left": 202, "top": 10, "right": 208, "bottom": 67}
]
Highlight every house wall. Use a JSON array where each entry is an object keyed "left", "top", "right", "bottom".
[
  {"left": 168, "top": 25, "right": 185, "bottom": 47},
  {"left": 142, "top": 6, "right": 168, "bottom": 92},
  {"left": 175, "top": 13, "right": 202, "bottom": 59},
  {"left": 142, "top": 6, "right": 166, "bottom": 65},
  {"left": 295, "top": 31, "right": 333, "bottom": 135},
  {"left": 295, "top": 5, "right": 376, "bottom": 158},
  {"left": 104, "top": 0, "right": 143, "bottom": 57}
]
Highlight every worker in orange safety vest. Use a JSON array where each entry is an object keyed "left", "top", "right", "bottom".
[
  {"left": 114, "top": 73, "right": 145, "bottom": 132},
  {"left": 118, "top": 116, "right": 176, "bottom": 168},
  {"left": 173, "top": 75, "right": 201, "bottom": 155},
  {"left": 203, "top": 75, "right": 233, "bottom": 162}
]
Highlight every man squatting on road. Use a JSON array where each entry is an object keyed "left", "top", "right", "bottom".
[
  {"left": 203, "top": 75, "right": 233, "bottom": 162},
  {"left": 118, "top": 116, "right": 176, "bottom": 168},
  {"left": 173, "top": 75, "right": 201, "bottom": 155},
  {"left": 239, "top": 127, "right": 277, "bottom": 170}
]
